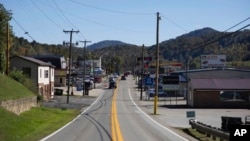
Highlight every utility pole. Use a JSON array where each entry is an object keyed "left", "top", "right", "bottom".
[
  {"left": 140, "top": 44, "right": 144, "bottom": 100},
  {"left": 5, "top": 23, "right": 10, "bottom": 76},
  {"left": 154, "top": 12, "right": 160, "bottom": 115},
  {"left": 79, "top": 40, "right": 91, "bottom": 96},
  {"left": 63, "top": 29, "right": 79, "bottom": 103}
]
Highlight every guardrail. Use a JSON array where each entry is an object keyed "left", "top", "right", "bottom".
[{"left": 189, "top": 119, "right": 229, "bottom": 141}]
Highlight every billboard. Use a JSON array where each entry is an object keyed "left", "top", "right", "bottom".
[{"left": 201, "top": 55, "right": 226, "bottom": 68}]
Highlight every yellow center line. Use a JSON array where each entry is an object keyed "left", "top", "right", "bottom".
[{"left": 111, "top": 80, "right": 124, "bottom": 141}]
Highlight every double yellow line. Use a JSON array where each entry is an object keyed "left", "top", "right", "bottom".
[{"left": 111, "top": 80, "right": 124, "bottom": 141}]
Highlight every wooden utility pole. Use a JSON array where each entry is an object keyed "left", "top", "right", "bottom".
[
  {"left": 6, "top": 23, "right": 10, "bottom": 75},
  {"left": 79, "top": 40, "right": 91, "bottom": 96},
  {"left": 154, "top": 12, "right": 160, "bottom": 115},
  {"left": 140, "top": 44, "right": 144, "bottom": 100},
  {"left": 63, "top": 29, "right": 79, "bottom": 103}
]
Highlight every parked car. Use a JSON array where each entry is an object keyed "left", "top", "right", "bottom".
[
  {"left": 109, "top": 80, "right": 117, "bottom": 89},
  {"left": 121, "top": 75, "right": 126, "bottom": 80},
  {"left": 145, "top": 88, "right": 167, "bottom": 101}
]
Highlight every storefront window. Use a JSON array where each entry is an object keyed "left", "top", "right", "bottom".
[{"left": 220, "top": 91, "right": 246, "bottom": 101}]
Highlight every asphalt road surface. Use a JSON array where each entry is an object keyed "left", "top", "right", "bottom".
[{"left": 41, "top": 77, "right": 190, "bottom": 141}]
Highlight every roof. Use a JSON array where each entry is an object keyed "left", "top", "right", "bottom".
[
  {"left": 190, "top": 78, "right": 250, "bottom": 90},
  {"left": 11, "top": 56, "right": 55, "bottom": 67},
  {"left": 34, "top": 56, "right": 64, "bottom": 68}
]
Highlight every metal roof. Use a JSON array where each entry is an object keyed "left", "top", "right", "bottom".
[{"left": 190, "top": 78, "right": 250, "bottom": 90}]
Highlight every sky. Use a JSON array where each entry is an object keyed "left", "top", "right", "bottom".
[{"left": 1, "top": 0, "right": 250, "bottom": 46}]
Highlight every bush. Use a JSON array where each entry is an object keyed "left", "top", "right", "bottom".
[{"left": 9, "top": 69, "right": 38, "bottom": 95}]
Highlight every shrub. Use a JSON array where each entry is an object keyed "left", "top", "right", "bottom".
[{"left": 9, "top": 69, "right": 38, "bottom": 95}]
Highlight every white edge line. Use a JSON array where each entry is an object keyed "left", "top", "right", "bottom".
[
  {"left": 40, "top": 91, "right": 105, "bottom": 141},
  {"left": 128, "top": 88, "right": 189, "bottom": 141}
]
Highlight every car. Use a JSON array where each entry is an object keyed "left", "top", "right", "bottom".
[
  {"left": 109, "top": 77, "right": 115, "bottom": 82},
  {"left": 121, "top": 75, "right": 126, "bottom": 80},
  {"left": 109, "top": 80, "right": 117, "bottom": 89},
  {"left": 145, "top": 88, "right": 167, "bottom": 100}
]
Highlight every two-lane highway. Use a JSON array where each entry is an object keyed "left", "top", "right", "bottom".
[{"left": 42, "top": 76, "right": 188, "bottom": 141}]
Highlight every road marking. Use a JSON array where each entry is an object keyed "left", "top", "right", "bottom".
[
  {"left": 128, "top": 89, "right": 189, "bottom": 141},
  {"left": 40, "top": 91, "right": 105, "bottom": 141},
  {"left": 111, "top": 81, "right": 124, "bottom": 141}
]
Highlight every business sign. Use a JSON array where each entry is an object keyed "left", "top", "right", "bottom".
[
  {"left": 201, "top": 55, "right": 226, "bottom": 68},
  {"left": 162, "top": 76, "right": 179, "bottom": 84}
]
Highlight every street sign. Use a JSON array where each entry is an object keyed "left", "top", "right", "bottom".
[
  {"left": 144, "top": 77, "right": 154, "bottom": 85},
  {"left": 186, "top": 111, "right": 195, "bottom": 118}
]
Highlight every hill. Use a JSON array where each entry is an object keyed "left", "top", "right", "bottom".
[
  {"left": 7, "top": 27, "right": 250, "bottom": 70},
  {"left": 87, "top": 40, "right": 129, "bottom": 50},
  {"left": 0, "top": 74, "right": 35, "bottom": 100},
  {"left": 147, "top": 27, "right": 250, "bottom": 68}
]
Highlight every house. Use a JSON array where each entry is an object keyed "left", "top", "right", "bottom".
[
  {"left": 10, "top": 56, "right": 55, "bottom": 101},
  {"left": 34, "top": 56, "right": 67, "bottom": 87}
]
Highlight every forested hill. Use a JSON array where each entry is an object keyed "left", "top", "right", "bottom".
[
  {"left": 9, "top": 27, "right": 250, "bottom": 69},
  {"left": 148, "top": 27, "right": 250, "bottom": 65}
]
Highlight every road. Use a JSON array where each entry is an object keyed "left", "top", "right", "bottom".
[{"left": 42, "top": 76, "right": 189, "bottom": 141}]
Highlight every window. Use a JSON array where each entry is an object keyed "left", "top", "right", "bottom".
[
  {"left": 44, "top": 70, "right": 49, "bottom": 78},
  {"left": 40, "top": 69, "right": 42, "bottom": 78},
  {"left": 220, "top": 91, "right": 246, "bottom": 101}
]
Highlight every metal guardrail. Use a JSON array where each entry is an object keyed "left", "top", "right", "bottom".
[{"left": 189, "top": 119, "right": 229, "bottom": 141}]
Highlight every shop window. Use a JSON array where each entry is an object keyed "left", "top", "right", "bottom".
[{"left": 220, "top": 91, "right": 246, "bottom": 101}]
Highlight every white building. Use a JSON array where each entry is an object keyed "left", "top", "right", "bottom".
[{"left": 10, "top": 56, "right": 55, "bottom": 101}]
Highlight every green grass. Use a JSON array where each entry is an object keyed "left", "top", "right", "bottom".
[
  {"left": 0, "top": 74, "right": 34, "bottom": 100},
  {"left": 0, "top": 107, "right": 79, "bottom": 141},
  {"left": 181, "top": 128, "right": 222, "bottom": 141},
  {"left": 0, "top": 74, "right": 80, "bottom": 141}
]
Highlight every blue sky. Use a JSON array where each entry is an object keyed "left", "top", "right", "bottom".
[{"left": 2, "top": 0, "right": 250, "bottom": 46}]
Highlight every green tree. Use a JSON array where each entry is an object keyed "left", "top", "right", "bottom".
[{"left": 0, "top": 4, "right": 12, "bottom": 73}]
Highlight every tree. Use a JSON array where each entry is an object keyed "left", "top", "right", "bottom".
[{"left": 0, "top": 4, "right": 12, "bottom": 73}]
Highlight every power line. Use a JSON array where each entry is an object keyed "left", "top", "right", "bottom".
[
  {"left": 190, "top": 23, "right": 250, "bottom": 52},
  {"left": 68, "top": 0, "right": 153, "bottom": 15},
  {"left": 12, "top": 17, "right": 35, "bottom": 41},
  {"left": 161, "top": 15, "right": 188, "bottom": 32},
  {"left": 30, "top": 0, "right": 64, "bottom": 30},
  {"left": 52, "top": 0, "right": 79, "bottom": 30}
]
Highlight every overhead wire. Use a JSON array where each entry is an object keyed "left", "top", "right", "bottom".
[
  {"left": 161, "top": 15, "right": 189, "bottom": 33},
  {"left": 14, "top": 0, "right": 50, "bottom": 41},
  {"left": 30, "top": 0, "right": 64, "bottom": 30},
  {"left": 68, "top": 0, "right": 153, "bottom": 15},
  {"left": 12, "top": 17, "right": 35, "bottom": 41},
  {"left": 190, "top": 21, "right": 250, "bottom": 52}
]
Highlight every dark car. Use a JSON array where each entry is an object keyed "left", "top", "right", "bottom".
[
  {"left": 109, "top": 81, "right": 117, "bottom": 89},
  {"left": 121, "top": 75, "right": 126, "bottom": 80}
]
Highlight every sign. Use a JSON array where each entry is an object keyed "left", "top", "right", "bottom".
[
  {"left": 201, "top": 55, "right": 226, "bottom": 68},
  {"left": 186, "top": 111, "right": 195, "bottom": 118},
  {"left": 162, "top": 85, "right": 179, "bottom": 90},
  {"left": 162, "top": 76, "right": 179, "bottom": 84},
  {"left": 144, "top": 77, "right": 154, "bottom": 85}
]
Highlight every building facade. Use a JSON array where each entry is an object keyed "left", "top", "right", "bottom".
[{"left": 10, "top": 56, "right": 55, "bottom": 101}]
